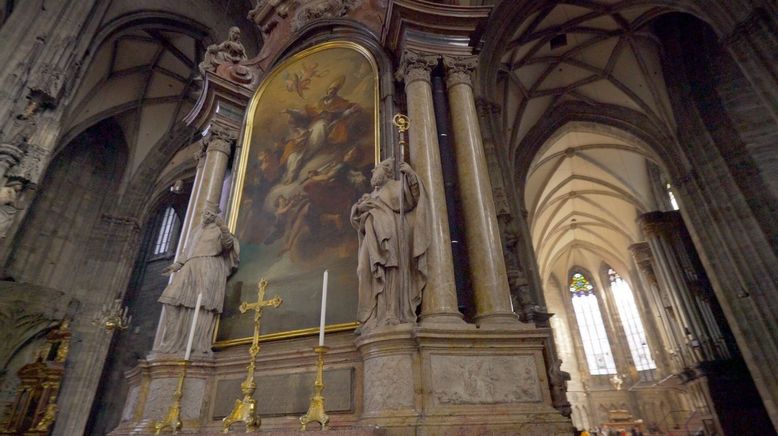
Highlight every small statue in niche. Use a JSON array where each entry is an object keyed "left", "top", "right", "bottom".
[
  {"left": 154, "top": 207, "right": 239, "bottom": 357},
  {"left": 350, "top": 158, "right": 430, "bottom": 334},
  {"left": 198, "top": 26, "right": 248, "bottom": 77}
]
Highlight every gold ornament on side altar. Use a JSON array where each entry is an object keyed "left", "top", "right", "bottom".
[
  {"left": 92, "top": 298, "right": 132, "bottom": 332},
  {"left": 223, "top": 278, "right": 283, "bottom": 433},
  {"left": 153, "top": 360, "right": 189, "bottom": 435},
  {"left": 392, "top": 113, "right": 410, "bottom": 162},
  {"left": 299, "top": 345, "right": 330, "bottom": 431}
]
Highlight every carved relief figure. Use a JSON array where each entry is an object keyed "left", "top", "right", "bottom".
[
  {"left": 155, "top": 207, "right": 239, "bottom": 356},
  {"left": 350, "top": 158, "right": 430, "bottom": 333}
]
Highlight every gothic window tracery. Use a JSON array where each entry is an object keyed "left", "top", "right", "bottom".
[
  {"left": 608, "top": 268, "right": 657, "bottom": 373},
  {"left": 569, "top": 271, "right": 617, "bottom": 375}
]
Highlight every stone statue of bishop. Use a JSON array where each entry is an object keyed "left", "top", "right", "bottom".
[{"left": 155, "top": 207, "right": 239, "bottom": 357}]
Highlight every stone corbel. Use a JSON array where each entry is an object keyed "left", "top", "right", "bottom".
[
  {"left": 395, "top": 50, "right": 439, "bottom": 86},
  {"left": 442, "top": 55, "right": 478, "bottom": 88}
]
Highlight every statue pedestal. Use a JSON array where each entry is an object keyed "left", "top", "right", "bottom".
[
  {"left": 110, "top": 357, "right": 215, "bottom": 435},
  {"left": 355, "top": 323, "right": 573, "bottom": 435}
]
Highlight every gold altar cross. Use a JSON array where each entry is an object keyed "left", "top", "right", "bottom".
[{"left": 223, "top": 278, "right": 283, "bottom": 433}]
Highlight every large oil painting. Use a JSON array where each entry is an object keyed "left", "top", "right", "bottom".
[{"left": 215, "top": 42, "right": 379, "bottom": 345}]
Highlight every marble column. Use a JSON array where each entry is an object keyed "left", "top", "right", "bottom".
[
  {"left": 397, "top": 50, "right": 462, "bottom": 324},
  {"left": 443, "top": 55, "right": 517, "bottom": 325}
]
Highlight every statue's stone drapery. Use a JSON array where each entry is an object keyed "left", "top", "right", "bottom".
[
  {"left": 155, "top": 210, "right": 239, "bottom": 356},
  {"left": 350, "top": 159, "right": 430, "bottom": 332}
]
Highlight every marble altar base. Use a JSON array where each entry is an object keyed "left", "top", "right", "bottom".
[
  {"left": 355, "top": 322, "right": 573, "bottom": 436},
  {"left": 111, "top": 326, "right": 572, "bottom": 435}
]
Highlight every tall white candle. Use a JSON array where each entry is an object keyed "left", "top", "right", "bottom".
[
  {"left": 319, "top": 270, "right": 328, "bottom": 346},
  {"left": 184, "top": 292, "right": 203, "bottom": 361}
]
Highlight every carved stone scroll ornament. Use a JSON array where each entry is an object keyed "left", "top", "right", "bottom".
[
  {"left": 198, "top": 27, "right": 253, "bottom": 84},
  {"left": 395, "top": 51, "right": 439, "bottom": 86},
  {"left": 291, "top": 0, "right": 362, "bottom": 31},
  {"left": 442, "top": 55, "right": 478, "bottom": 88}
]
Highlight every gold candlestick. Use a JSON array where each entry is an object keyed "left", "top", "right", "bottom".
[
  {"left": 300, "top": 346, "right": 330, "bottom": 431},
  {"left": 154, "top": 360, "right": 190, "bottom": 434},
  {"left": 223, "top": 279, "right": 283, "bottom": 433}
]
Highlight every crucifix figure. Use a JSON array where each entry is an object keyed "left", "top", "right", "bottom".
[{"left": 223, "top": 278, "right": 283, "bottom": 433}]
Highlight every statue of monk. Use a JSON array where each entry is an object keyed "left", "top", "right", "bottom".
[
  {"left": 350, "top": 158, "right": 430, "bottom": 333},
  {"left": 155, "top": 207, "right": 239, "bottom": 357}
]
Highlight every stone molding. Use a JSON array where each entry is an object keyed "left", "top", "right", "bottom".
[
  {"left": 396, "top": 50, "right": 439, "bottom": 86},
  {"left": 443, "top": 55, "right": 478, "bottom": 88}
]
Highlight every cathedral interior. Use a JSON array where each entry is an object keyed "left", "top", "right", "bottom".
[{"left": 0, "top": 0, "right": 776, "bottom": 435}]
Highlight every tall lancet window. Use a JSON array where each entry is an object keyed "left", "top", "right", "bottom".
[
  {"left": 570, "top": 272, "right": 617, "bottom": 375},
  {"left": 153, "top": 206, "right": 180, "bottom": 255},
  {"left": 608, "top": 268, "right": 656, "bottom": 372}
]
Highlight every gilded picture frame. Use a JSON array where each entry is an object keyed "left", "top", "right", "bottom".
[{"left": 214, "top": 41, "right": 380, "bottom": 347}]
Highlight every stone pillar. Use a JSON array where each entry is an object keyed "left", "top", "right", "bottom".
[
  {"left": 639, "top": 212, "right": 731, "bottom": 364},
  {"left": 443, "top": 55, "right": 517, "bottom": 326},
  {"left": 722, "top": 8, "right": 778, "bottom": 123},
  {"left": 630, "top": 242, "right": 686, "bottom": 373},
  {"left": 397, "top": 50, "right": 462, "bottom": 324}
]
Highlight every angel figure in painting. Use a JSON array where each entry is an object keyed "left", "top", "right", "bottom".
[
  {"left": 350, "top": 158, "right": 430, "bottom": 334},
  {"left": 155, "top": 207, "right": 239, "bottom": 357}
]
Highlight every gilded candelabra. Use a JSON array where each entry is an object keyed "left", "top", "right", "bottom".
[
  {"left": 300, "top": 346, "right": 330, "bottom": 431},
  {"left": 92, "top": 298, "right": 132, "bottom": 332},
  {"left": 153, "top": 360, "right": 189, "bottom": 434},
  {"left": 223, "top": 278, "right": 282, "bottom": 433}
]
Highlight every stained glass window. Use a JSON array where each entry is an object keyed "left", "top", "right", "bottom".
[
  {"left": 608, "top": 268, "right": 656, "bottom": 372},
  {"left": 569, "top": 272, "right": 617, "bottom": 375}
]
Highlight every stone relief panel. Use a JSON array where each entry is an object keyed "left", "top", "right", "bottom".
[
  {"left": 363, "top": 354, "right": 415, "bottom": 412},
  {"left": 142, "top": 377, "right": 206, "bottom": 421},
  {"left": 430, "top": 354, "right": 542, "bottom": 405}
]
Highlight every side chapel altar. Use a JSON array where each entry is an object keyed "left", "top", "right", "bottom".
[{"left": 110, "top": 3, "right": 573, "bottom": 435}]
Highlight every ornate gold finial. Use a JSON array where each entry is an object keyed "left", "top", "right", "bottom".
[
  {"left": 392, "top": 113, "right": 410, "bottom": 133},
  {"left": 222, "top": 278, "right": 283, "bottom": 433},
  {"left": 392, "top": 113, "right": 410, "bottom": 162}
]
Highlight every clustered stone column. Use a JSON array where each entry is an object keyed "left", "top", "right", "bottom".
[
  {"left": 443, "top": 55, "right": 517, "bottom": 326},
  {"left": 630, "top": 242, "right": 688, "bottom": 372},
  {"left": 397, "top": 50, "right": 462, "bottom": 324},
  {"left": 638, "top": 211, "right": 732, "bottom": 365}
]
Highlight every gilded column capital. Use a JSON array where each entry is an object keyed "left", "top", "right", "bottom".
[
  {"left": 396, "top": 50, "right": 439, "bottom": 86},
  {"left": 442, "top": 55, "right": 478, "bottom": 88},
  {"left": 204, "top": 124, "right": 237, "bottom": 156}
]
